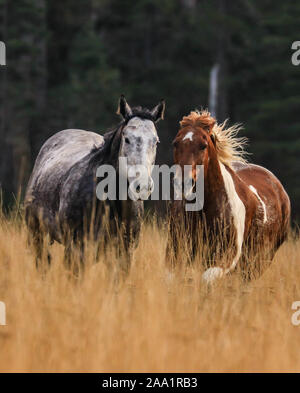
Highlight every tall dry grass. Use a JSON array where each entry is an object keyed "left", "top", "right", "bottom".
[{"left": 0, "top": 208, "right": 300, "bottom": 373}]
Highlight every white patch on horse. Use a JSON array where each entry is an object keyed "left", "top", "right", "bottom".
[
  {"left": 182, "top": 131, "right": 193, "bottom": 142},
  {"left": 249, "top": 185, "right": 267, "bottom": 223},
  {"left": 202, "top": 163, "right": 246, "bottom": 283},
  {"left": 202, "top": 267, "right": 224, "bottom": 284}
]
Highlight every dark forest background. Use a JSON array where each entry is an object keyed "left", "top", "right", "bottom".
[{"left": 0, "top": 0, "right": 299, "bottom": 221}]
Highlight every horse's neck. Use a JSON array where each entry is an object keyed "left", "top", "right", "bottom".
[
  {"left": 203, "top": 146, "right": 228, "bottom": 215},
  {"left": 87, "top": 143, "right": 142, "bottom": 219},
  {"left": 87, "top": 128, "right": 121, "bottom": 176}
]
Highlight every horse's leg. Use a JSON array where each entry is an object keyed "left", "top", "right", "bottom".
[
  {"left": 116, "top": 200, "right": 143, "bottom": 275},
  {"left": 202, "top": 220, "right": 242, "bottom": 284},
  {"left": 47, "top": 241, "right": 53, "bottom": 266},
  {"left": 32, "top": 231, "right": 43, "bottom": 269},
  {"left": 165, "top": 216, "right": 184, "bottom": 270},
  {"left": 26, "top": 212, "right": 51, "bottom": 269},
  {"left": 166, "top": 231, "right": 178, "bottom": 269},
  {"left": 63, "top": 240, "right": 72, "bottom": 270},
  {"left": 63, "top": 232, "right": 85, "bottom": 277},
  {"left": 78, "top": 239, "right": 85, "bottom": 273},
  {"left": 166, "top": 215, "right": 197, "bottom": 269},
  {"left": 28, "top": 230, "right": 53, "bottom": 271},
  {"left": 118, "top": 226, "right": 135, "bottom": 275},
  {"left": 238, "top": 224, "right": 283, "bottom": 281},
  {"left": 242, "top": 229, "right": 288, "bottom": 281}
]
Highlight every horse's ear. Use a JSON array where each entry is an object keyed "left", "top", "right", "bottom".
[
  {"left": 117, "top": 95, "right": 132, "bottom": 119},
  {"left": 151, "top": 99, "right": 165, "bottom": 123}
]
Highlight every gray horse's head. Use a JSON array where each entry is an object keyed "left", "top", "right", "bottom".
[{"left": 117, "top": 95, "right": 165, "bottom": 200}]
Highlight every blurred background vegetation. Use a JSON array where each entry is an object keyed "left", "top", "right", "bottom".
[{"left": 0, "top": 0, "right": 299, "bottom": 221}]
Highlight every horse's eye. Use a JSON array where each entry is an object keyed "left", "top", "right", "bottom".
[
  {"left": 125, "top": 137, "right": 130, "bottom": 144},
  {"left": 199, "top": 141, "right": 208, "bottom": 150}
]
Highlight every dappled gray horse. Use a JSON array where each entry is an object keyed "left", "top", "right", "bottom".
[{"left": 25, "top": 95, "right": 165, "bottom": 269}]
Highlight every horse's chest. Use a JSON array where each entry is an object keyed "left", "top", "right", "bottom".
[{"left": 204, "top": 189, "right": 231, "bottom": 224}]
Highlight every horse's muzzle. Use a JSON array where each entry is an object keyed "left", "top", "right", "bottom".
[
  {"left": 128, "top": 177, "right": 154, "bottom": 200},
  {"left": 183, "top": 178, "right": 196, "bottom": 200}
]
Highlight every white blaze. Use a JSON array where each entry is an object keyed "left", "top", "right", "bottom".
[{"left": 182, "top": 131, "right": 193, "bottom": 142}]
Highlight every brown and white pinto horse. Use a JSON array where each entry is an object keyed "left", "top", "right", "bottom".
[{"left": 167, "top": 110, "right": 291, "bottom": 283}]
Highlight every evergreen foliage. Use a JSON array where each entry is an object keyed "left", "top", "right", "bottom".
[{"left": 0, "top": 0, "right": 299, "bottom": 220}]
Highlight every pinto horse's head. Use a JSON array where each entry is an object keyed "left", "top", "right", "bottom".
[
  {"left": 117, "top": 95, "right": 165, "bottom": 200},
  {"left": 173, "top": 111, "right": 216, "bottom": 199}
]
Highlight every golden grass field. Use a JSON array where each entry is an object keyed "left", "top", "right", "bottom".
[{"left": 0, "top": 208, "right": 300, "bottom": 373}]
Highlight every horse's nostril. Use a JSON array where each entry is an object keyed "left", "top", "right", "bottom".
[
  {"left": 136, "top": 184, "right": 141, "bottom": 193},
  {"left": 149, "top": 178, "right": 154, "bottom": 193}
]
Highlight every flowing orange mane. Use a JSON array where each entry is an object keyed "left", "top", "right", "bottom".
[{"left": 180, "top": 110, "right": 248, "bottom": 167}]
